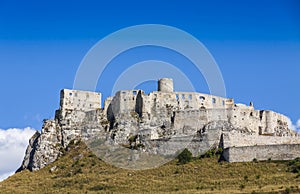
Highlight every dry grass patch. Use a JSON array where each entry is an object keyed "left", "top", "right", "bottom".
[{"left": 0, "top": 141, "right": 300, "bottom": 193}]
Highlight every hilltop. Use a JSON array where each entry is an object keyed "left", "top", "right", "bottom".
[
  {"left": 17, "top": 78, "right": 300, "bottom": 172},
  {"left": 1, "top": 140, "right": 300, "bottom": 193},
  {"left": 2, "top": 77, "right": 300, "bottom": 193}
]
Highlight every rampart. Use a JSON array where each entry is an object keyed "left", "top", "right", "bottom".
[{"left": 223, "top": 144, "right": 300, "bottom": 162}]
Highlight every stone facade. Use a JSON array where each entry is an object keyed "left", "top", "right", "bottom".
[
  {"left": 18, "top": 78, "right": 300, "bottom": 171},
  {"left": 223, "top": 144, "right": 300, "bottom": 162}
]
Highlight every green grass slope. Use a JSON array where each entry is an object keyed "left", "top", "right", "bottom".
[{"left": 1, "top": 141, "right": 300, "bottom": 194}]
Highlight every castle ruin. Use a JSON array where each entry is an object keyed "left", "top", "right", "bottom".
[{"left": 18, "top": 78, "right": 300, "bottom": 171}]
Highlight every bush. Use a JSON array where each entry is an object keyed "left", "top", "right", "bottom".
[
  {"left": 284, "top": 187, "right": 291, "bottom": 194},
  {"left": 128, "top": 135, "right": 138, "bottom": 144},
  {"left": 89, "top": 185, "right": 106, "bottom": 191},
  {"left": 200, "top": 148, "right": 223, "bottom": 158},
  {"left": 75, "top": 168, "right": 83, "bottom": 174},
  {"left": 288, "top": 157, "right": 300, "bottom": 173},
  {"left": 177, "top": 148, "right": 193, "bottom": 164},
  {"left": 239, "top": 184, "right": 245, "bottom": 190}
]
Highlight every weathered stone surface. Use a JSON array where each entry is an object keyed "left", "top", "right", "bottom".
[
  {"left": 18, "top": 78, "right": 300, "bottom": 171},
  {"left": 16, "top": 131, "right": 40, "bottom": 172},
  {"left": 223, "top": 144, "right": 300, "bottom": 162},
  {"left": 17, "top": 120, "right": 62, "bottom": 171}
]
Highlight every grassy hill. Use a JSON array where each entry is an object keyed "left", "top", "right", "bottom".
[{"left": 1, "top": 140, "right": 300, "bottom": 194}]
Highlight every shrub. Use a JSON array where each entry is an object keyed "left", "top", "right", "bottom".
[
  {"left": 75, "top": 168, "right": 83, "bottom": 174},
  {"left": 284, "top": 187, "right": 291, "bottom": 194},
  {"left": 239, "top": 184, "right": 245, "bottom": 190},
  {"left": 201, "top": 149, "right": 214, "bottom": 158},
  {"left": 89, "top": 185, "right": 106, "bottom": 191},
  {"left": 288, "top": 157, "right": 300, "bottom": 173},
  {"left": 128, "top": 135, "right": 138, "bottom": 144},
  {"left": 177, "top": 148, "right": 193, "bottom": 164},
  {"left": 136, "top": 143, "right": 145, "bottom": 149},
  {"left": 60, "top": 164, "right": 66, "bottom": 169},
  {"left": 88, "top": 153, "right": 96, "bottom": 158},
  {"left": 200, "top": 148, "right": 223, "bottom": 158}
]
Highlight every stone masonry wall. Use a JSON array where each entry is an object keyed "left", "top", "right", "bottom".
[
  {"left": 222, "top": 131, "right": 300, "bottom": 148},
  {"left": 222, "top": 144, "right": 300, "bottom": 162},
  {"left": 18, "top": 78, "right": 300, "bottom": 172},
  {"left": 60, "top": 89, "right": 101, "bottom": 112}
]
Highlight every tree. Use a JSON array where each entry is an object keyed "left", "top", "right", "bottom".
[{"left": 177, "top": 148, "right": 192, "bottom": 164}]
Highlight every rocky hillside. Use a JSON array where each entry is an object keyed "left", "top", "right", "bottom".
[{"left": 1, "top": 140, "right": 300, "bottom": 193}]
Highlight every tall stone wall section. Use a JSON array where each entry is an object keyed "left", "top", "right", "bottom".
[
  {"left": 222, "top": 131, "right": 299, "bottom": 148},
  {"left": 223, "top": 144, "right": 300, "bottom": 162},
  {"left": 60, "top": 89, "right": 101, "bottom": 112},
  {"left": 109, "top": 88, "right": 291, "bottom": 138}
]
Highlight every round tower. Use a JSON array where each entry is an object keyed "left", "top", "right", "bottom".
[{"left": 158, "top": 78, "right": 174, "bottom": 92}]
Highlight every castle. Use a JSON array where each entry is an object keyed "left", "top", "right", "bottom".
[{"left": 18, "top": 78, "right": 300, "bottom": 171}]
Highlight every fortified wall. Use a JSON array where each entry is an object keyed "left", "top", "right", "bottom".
[
  {"left": 223, "top": 144, "right": 300, "bottom": 162},
  {"left": 107, "top": 78, "right": 292, "bottom": 137},
  {"left": 18, "top": 78, "right": 300, "bottom": 171},
  {"left": 58, "top": 78, "right": 299, "bottom": 161},
  {"left": 60, "top": 78, "right": 298, "bottom": 160}
]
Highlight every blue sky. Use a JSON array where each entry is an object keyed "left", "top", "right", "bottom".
[{"left": 0, "top": 0, "right": 300, "bottom": 130}]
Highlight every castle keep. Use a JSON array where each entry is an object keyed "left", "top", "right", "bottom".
[{"left": 18, "top": 78, "right": 300, "bottom": 171}]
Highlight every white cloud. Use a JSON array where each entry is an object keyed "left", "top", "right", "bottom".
[
  {"left": 297, "top": 119, "right": 300, "bottom": 129},
  {"left": 287, "top": 118, "right": 295, "bottom": 131},
  {"left": 287, "top": 118, "right": 300, "bottom": 132},
  {"left": 0, "top": 171, "right": 14, "bottom": 182},
  {"left": 0, "top": 127, "right": 36, "bottom": 182}
]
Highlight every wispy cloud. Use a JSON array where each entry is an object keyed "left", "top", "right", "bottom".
[
  {"left": 288, "top": 118, "right": 300, "bottom": 132},
  {"left": 0, "top": 127, "right": 36, "bottom": 182},
  {"left": 297, "top": 119, "right": 300, "bottom": 129},
  {"left": 0, "top": 171, "right": 14, "bottom": 182}
]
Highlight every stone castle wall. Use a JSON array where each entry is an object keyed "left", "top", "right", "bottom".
[
  {"left": 108, "top": 83, "right": 290, "bottom": 137},
  {"left": 223, "top": 144, "right": 300, "bottom": 162},
  {"left": 62, "top": 78, "right": 297, "bottom": 156},
  {"left": 18, "top": 78, "right": 300, "bottom": 172},
  {"left": 60, "top": 89, "right": 101, "bottom": 113},
  {"left": 222, "top": 131, "right": 300, "bottom": 148}
]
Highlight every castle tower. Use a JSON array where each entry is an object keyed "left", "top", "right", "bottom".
[{"left": 158, "top": 78, "right": 174, "bottom": 92}]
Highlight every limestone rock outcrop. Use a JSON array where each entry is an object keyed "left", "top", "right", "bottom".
[{"left": 17, "top": 120, "right": 62, "bottom": 171}]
